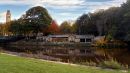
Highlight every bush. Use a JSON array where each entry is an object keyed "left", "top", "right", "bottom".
[{"left": 99, "top": 59, "right": 126, "bottom": 69}]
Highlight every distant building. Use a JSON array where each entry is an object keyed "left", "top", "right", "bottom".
[
  {"left": 74, "top": 35, "right": 94, "bottom": 43},
  {"left": 37, "top": 34, "right": 94, "bottom": 43},
  {"left": 6, "top": 10, "right": 11, "bottom": 23},
  {"left": 48, "top": 35, "right": 70, "bottom": 42}
]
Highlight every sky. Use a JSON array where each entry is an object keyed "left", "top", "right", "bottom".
[{"left": 0, "top": 0, "right": 127, "bottom": 25}]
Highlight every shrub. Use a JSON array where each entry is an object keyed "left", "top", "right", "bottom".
[{"left": 99, "top": 59, "right": 126, "bottom": 69}]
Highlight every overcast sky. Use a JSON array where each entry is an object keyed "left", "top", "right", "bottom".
[{"left": 0, "top": 0, "right": 127, "bottom": 24}]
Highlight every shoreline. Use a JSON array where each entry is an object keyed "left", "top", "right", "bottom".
[
  {"left": 0, "top": 52, "right": 128, "bottom": 73},
  {"left": 0, "top": 40, "right": 128, "bottom": 48}
]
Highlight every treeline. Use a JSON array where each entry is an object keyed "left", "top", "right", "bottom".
[
  {"left": 0, "top": 6, "right": 76, "bottom": 37},
  {"left": 0, "top": 6, "right": 52, "bottom": 36},
  {"left": 75, "top": 0, "right": 130, "bottom": 42}
]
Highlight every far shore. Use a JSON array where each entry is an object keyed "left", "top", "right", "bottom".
[{"left": 0, "top": 40, "right": 127, "bottom": 48}]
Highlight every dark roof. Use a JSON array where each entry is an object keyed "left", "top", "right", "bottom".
[
  {"left": 48, "top": 35, "right": 94, "bottom": 38},
  {"left": 75, "top": 35, "right": 94, "bottom": 39},
  {"left": 48, "top": 35, "right": 69, "bottom": 38}
]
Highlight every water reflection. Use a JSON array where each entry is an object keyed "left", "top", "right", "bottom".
[{"left": 1, "top": 45, "right": 130, "bottom": 65}]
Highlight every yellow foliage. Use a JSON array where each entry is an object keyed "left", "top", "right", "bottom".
[{"left": 94, "top": 36, "right": 107, "bottom": 46}]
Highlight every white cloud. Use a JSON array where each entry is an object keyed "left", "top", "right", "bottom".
[
  {"left": 0, "top": 0, "right": 126, "bottom": 9},
  {"left": 0, "top": 0, "right": 84, "bottom": 7},
  {"left": 0, "top": 12, "right": 6, "bottom": 23},
  {"left": 0, "top": 12, "right": 6, "bottom": 17},
  {"left": 83, "top": 0, "right": 127, "bottom": 12},
  {"left": 0, "top": 0, "right": 127, "bottom": 24},
  {"left": 58, "top": 13, "right": 74, "bottom": 16},
  {"left": 44, "top": 0, "right": 84, "bottom": 6},
  {"left": 0, "top": 0, "right": 43, "bottom": 6}
]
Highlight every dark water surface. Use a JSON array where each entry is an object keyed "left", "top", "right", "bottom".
[{"left": 1, "top": 45, "right": 130, "bottom": 65}]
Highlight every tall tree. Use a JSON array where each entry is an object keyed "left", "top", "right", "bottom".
[
  {"left": 76, "top": 13, "right": 99, "bottom": 36},
  {"left": 22, "top": 6, "right": 52, "bottom": 36}
]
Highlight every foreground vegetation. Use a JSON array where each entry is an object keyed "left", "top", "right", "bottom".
[{"left": 0, "top": 53, "right": 128, "bottom": 73}]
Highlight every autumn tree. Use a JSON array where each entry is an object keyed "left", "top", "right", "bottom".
[
  {"left": 60, "top": 21, "right": 72, "bottom": 34},
  {"left": 47, "top": 20, "right": 60, "bottom": 34},
  {"left": 0, "top": 23, "right": 5, "bottom": 36}
]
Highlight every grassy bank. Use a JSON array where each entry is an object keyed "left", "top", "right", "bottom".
[{"left": 0, "top": 53, "right": 128, "bottom": 73}]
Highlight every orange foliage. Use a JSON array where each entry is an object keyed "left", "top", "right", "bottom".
[{"left": 47, "top": 20, "right": 60, "bottom": 34}]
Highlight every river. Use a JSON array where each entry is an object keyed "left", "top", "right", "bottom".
[{"left": 1, "top": 45, "right": 130, "bottom": 66}]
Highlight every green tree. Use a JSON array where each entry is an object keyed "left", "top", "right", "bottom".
[
  {"left": 76, "top": 13, "right": 99, "bottom": 36},
  {"left": 71, "top": 22, "right": 77, "bottom": 34},
  {"left": 22, "top": 6, "right": 52, "bottom": 36},
  {"left": 9, "top": 20, "right": 24, "bottom": 35}
]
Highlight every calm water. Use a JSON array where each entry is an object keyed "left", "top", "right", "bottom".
[{"left": 1, "top": 45, "right": 130, "bottom": 65}]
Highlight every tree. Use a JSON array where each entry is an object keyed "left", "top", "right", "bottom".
[
  {"left": 113, "top": 0, "right": 130, "bottom": 41},
  {"left": 47, "top": 20, "right": 60, "bottom": 34},
  {"left": 76, "top": 13, "right": 99, "bottom": 36},
  {"left": 9, "top": 20, "right": 24, "bottom": 35},
  {"left": 0, "top": 23, "right": 6, "bottom": 36},
  {"left": 22, "top": 6, "right": 52, "bottom": 36},
  {"left": 74, "top": 0, "right": 130, "bottom": 42},
  {"left": 60, "top": 21, "right": 72, "bottom": 34},
  {"left": 71, "top": 22, "right": 77, "bottom": 34}
]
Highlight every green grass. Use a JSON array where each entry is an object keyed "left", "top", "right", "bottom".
[{"left": 0, "top": 53, "right": 128, "bottom": 73}]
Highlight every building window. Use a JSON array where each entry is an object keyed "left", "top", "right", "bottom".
[
  {"left": 80, "top": 39, "right": 85, "bottom": 42},
  {"left": 85, "top": 39, "right": 91, "bottom": 42}
]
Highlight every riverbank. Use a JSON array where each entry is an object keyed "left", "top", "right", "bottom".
[
  {"left": 0, "top": 40, "right": 130, "bottom": 70},
  {"left": 93, "top": 39, "right": 128, "bottom": 48},
  {"left": 0, "top": 53, "right": 128, "bottom": 73},
  {"left": 0, "top": 47, "right": 129, "bottom": 70},
  {"left": 5, "top": 39, "right": 128, "bottom": 48},
  {"left": 8, "top": 40, "right": 92, "bottom": 47}
]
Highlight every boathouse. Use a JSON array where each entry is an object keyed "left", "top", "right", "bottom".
[
  {"left": 74, "top": 35, "right": 94, "bottom": 43},
  {"left": 47, "top": 35, "right": 69, "bottom": 42},
  {"left": 37, "top": 34, "right": 94, "bottom": 43}
]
